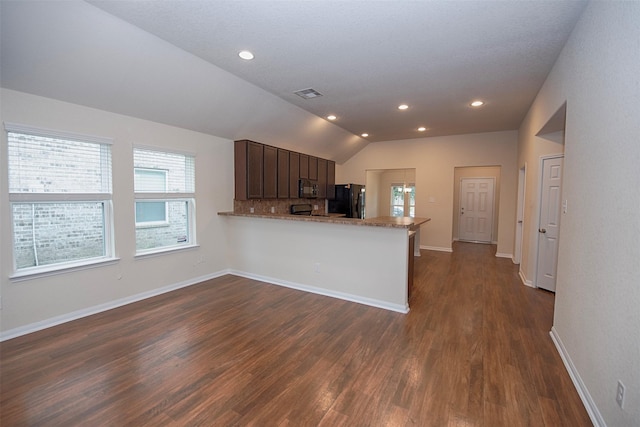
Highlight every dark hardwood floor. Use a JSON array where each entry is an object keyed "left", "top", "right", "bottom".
[{"left": 0, "top": 242, "right": 592, "bottom": 426}]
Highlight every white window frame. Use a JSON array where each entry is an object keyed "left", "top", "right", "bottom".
[
  {"left": 5, "top": 123, "right": 118, "bottom": 280},
  {"left": 390, "top": 183, "right": 416, "bottom": 218},
  {"left": 134, "top": 168, "right": 169, "bottom": 227},
  {"left": 133, "top": 146, "right": 197, "bottom": 257}
]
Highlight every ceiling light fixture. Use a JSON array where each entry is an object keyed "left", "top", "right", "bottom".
[
  {"left": 238, "top": 50, "right": 254, "bottom": 60},
  {"left": 361, "top": 133, "right": 369, "bottom": 137},
  {"left": 417, "top": 127, "right": 427, "bottom": 132},
  {"left": 470, "top": 100, "right": 484, "bottom": 107},
  {"left": 327, "top": 115, "right": 337, "bottom": 121},
  {"left": 398, "top": 104, "right": 409, "bottom": 110}
]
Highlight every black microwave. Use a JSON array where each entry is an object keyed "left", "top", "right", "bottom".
[{"left": 298, "top": 178, "right": 319, "bottom": 198}]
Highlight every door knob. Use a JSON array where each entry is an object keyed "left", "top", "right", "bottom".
[{"left": 538, "top": 228, "right": 547, "bottom": 233}]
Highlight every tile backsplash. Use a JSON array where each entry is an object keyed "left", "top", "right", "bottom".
[{"left": 234, "top": 199, "right": 326, "bottom": 215}]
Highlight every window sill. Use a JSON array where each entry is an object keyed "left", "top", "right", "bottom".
[
  {"left": 135, "top": 244, "right": 199, "bottom": 259},
  {"left": 10, "top": 257, "right": 120, "bottom": 282}
]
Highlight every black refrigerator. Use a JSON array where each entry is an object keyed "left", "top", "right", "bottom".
[{"left": 328, "top": 184, "right": 365, "bottom": 218}]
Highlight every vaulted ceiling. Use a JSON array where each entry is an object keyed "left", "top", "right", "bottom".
[{"left": 1, "top": 0, "right": 586, "bottom": 161}]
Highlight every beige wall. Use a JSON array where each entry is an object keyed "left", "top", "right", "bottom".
[
  {"left": 517, "top": 2, "right": 640, "bottom": 425},
  {"left": 0, "top": 89, "right": 234, "bottom": 334},
  {"left": 337, "top": 131, "right": 518, "bottom": 255}
]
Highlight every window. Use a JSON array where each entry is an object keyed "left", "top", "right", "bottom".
[
  {"left": 134, "top": 168, "right": 168, "bottom": 225},
  {"left": 6, "top": 124, "right": 115, "bottom": 276},
  {"left": 390, "top": 183, "right": 415, "bottom": 217},
  {"left": 133, "top": 147, "right": 196, "bottom": 254}
]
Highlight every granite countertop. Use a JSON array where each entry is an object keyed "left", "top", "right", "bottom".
[{"left": 218, "top": 211, "right": 430, "bottom": 229}]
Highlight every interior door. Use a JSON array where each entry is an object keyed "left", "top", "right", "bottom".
[
  {"left": 536, "top": 157, "right": 563, "bottom": 291},
  {"left": 459, "top": 178, "right": 495, "bottom": 243}
]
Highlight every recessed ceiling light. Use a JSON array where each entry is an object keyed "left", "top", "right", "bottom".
[
  {"left": 417, "top": 127, "right": 427, "bottom": 132},
  {"left": 238, "top": 50, "right": 254, "bottom": 60},
  {"left": 361, "top": 133, "right": 369, "bottom": 137},
  {"left": 398, "top": 104, "right": 409, "bottom": 110},
  {"left": 470, "top": 100, "right": 484, "bottom": 107},
  {"left": 327, "top": 115, "right": 337, "bottom": 121}
]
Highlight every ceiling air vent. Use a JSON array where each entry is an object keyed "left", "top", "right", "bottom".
[{"left": 293, "top": 88, "right": 323, "bottom": 99}]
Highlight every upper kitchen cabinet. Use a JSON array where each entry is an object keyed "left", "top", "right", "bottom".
[
  {"left": 299, "top": 154, "right": 309, "bottom": 179},
  {"left": 235, "top": 139, "right": 263, "bottom": 200},
  {"left": 277, "top": 148, "right": 290, "bottom": 199},
  {"left": 263, "top": 145, "right": 278, "bottom": 199},
  {"left": 289, "top": 151, "right": 300, "bottom": 198},
  {"left": 317, "top": 158, "right": 327, "bottom": 198},
  {"left": 308, "top": 156, "right": 318, "bottom": 180},
  {"left": 235, "top": 139, "right": 335, "bottom": 200},
  {"left": 327, "top": 161, "right": 336, "bottom": 199}
]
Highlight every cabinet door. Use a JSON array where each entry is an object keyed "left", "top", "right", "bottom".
[
  {"left": 263, "top": 145, "right": 277, "bottom": 199},
  {"left": 326, "top": 160, "right": 336, "bottom": 199},
  {"left": 309, "top": 156, "right": 318, "bottom": 180},
  {"left": 299, "top": 154, "right": 309, "bottom": 179},
  {"left": 317, "top": 158, "right": 327, "bottom": 198},
  {"left": 277, "top": 148, "right": 289, "bottom": 199},
  {"left": 247, "top": 141, "right": 263, "bottom": 199},
  {"left": 234, "top": 140, "right": 248, "bottom": 200},
  {"left": 289, "top": 152, "right": 300, "bottom": 198}
]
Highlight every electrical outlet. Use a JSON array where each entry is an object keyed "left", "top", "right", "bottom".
[
  {"left": 270, "top": 206, "right": 275, "bottom": 213},
  {"left": 250, "top": 207, "right": 255, "bottom": 213},
  {"left": 313, "top": 204, "right": 319, "bottom": 210},
  {"left": 314, "top": 262, "right": 321, "bottom": 273},
  {"left": 616, "top": 380, "right": 625, "bottom": 408}
]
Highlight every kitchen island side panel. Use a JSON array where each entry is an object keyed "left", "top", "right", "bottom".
[{"left": 224, "top": 216, "right": 409, "bottom": 312}]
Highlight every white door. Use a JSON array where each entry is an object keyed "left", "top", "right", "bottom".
[
  {"left": 459, "top": 178, "right": 495, "bottom": 243},
  {"left": 536, "top": 157, "right": 563, "bottom": 292}
]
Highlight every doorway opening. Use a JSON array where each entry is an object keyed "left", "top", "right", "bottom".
[
  {"left": 532, "top": 103, "right": 566, "bottom": 292},
  {"left": 365, "top": 169, "right": 415, "bottom": 219}
]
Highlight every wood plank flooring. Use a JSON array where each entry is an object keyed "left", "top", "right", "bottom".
[{"left": 0, "top": 242, "right": 592, "bottom": 426}]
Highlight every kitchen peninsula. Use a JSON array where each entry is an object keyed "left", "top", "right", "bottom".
[{"left": 219, "top": 211, "right": 430, "bottom": 313}]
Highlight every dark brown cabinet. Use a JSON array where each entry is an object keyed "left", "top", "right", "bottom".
[
  {"left": 308, "top": 156, "right": 318, "bottom": 180},
  {"left": 289, "top": 152, "right": 300, "bottom": 198},
  {"left": 327, "top": 160, "right": 336, "bottom": 199},
  {"left": 277, "top": 149, "right": 289, "bottom": 199},
  {"left": 235, "top": 139, "right": 335, "bottom": 201},
  {"left": 235, "top": 140, "right": 264, "bottom": 200},
  {"left": 317, "top": 158, "right": 327, "bottom": 198},
  {"left": 299, "top": 154, "right": 309, "bottom": 179},
  {"left": 263, "top": 145, "right": 277, "bottom": 199}
]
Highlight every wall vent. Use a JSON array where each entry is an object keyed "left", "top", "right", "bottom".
[{"left": 293, "top": 88, "right": 323, "bottom": 99}]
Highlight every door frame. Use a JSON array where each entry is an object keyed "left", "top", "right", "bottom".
[
  {"left": 458, "top": 176, "right": 496, "bottom": 244},
  {"left": 514, "top": 164, "right": 526, "bottom": 264},
  {"left": 533, "top": 154, "right": 564, "bottom": 289}
]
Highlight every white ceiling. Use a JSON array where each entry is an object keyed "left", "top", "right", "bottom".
[
  {"left": 86, "top": 0, "right": 587, "bottom": 142},
  {"left": 0, "top": 0, "right": 586, "bottom": 160}
]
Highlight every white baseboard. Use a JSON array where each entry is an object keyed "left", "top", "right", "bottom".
[
  {"left": 495, "top": 252, "right": 513, "bottom": 259},
  {"left": 229, "top": 270, "right": 409, "bottom": 314},
  {"left": 0, "top": 270, "right": 230, "bottom": 342},
  {"left": 421, "top": 245, "right": 453, "bottom": 253},
  {"left": 519, "top": 270, "right": 534, "bottom": 288},
  {"left": 550, "top": 327, "right": 605, "bottom": 427}
]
